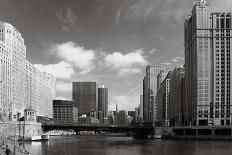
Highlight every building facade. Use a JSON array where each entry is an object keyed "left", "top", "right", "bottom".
[
  {"left": 169, "top": 67, "right": 185, "bottom": 126},
  {"left": 0, "top": 21, "right": 55, "bottom": 121},
  {"left": 143, "top": 63, "right": 166, "bottom": 123},
  {"left": 72, "top": 82, "right": 98, "bottom": 117},
  {"left": 185, "top": 0, "right": 232, "bottom": 126},
  {"left": 157, "top": 72, "right": 171, "bottom": 126},
  {"left": 53, "top": 100, "right": 78, "bottom": 123},
  {"left": 97, "top": 84, "right": 108, "bottom": 124},
  {"left": 25, "top": 61, "right": 56, "bottom": 117}
]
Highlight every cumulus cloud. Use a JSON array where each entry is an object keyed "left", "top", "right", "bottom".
[
  {"left": 172, "top": 56, "right": 184, "bottom": 62},
  {"left": 118, "top": 68, "right": 141, "bottom": 76},
  {"left": 105, "top": 49, "right": 148, "bottom": 69},
  {"left": 160, "top": 62, "right": 172, "bottom": 66},
  {"left": 56, "top": 81, "right": 72, "bottom": 92},
  {"left": 149, "top": 48, "right": 157, "bottom": 54},
  {"left": 54, "top": 42, "right": 95, "bottom": 74},
  {"left": 56, "top": 6, "right": 77, "bottom": 31},
  {"left": 55, "top": 96, "right": 70, "bottom": 100},
  {"left": 34, "top": 61, "right": 75, "bottom": 79}
]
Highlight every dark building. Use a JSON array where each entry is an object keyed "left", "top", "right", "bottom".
[
  {"left": 72, "top": 82, "right": 98, "bottom": 117},
  {"left": 117, "top": 110, "right": 127, "bottom": 125},
  {"left": 97, "top": 85, "right": 108, "bottom": 124},
  {"left": 53, "top": 100, "right": 78, "bottom": 123},
  {"left": 128, "top": 111, "right": 137, "bottom": 124}
]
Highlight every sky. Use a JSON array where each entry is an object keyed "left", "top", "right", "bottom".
[{"left": 0, "top": 0, "right": 232, "bottom": 111}]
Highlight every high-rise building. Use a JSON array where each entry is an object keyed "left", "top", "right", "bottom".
[
  {"left": 25, "top": 61, "right": 56, "bottom": 117},
  {"left": 143, "top": 63, "right": 166, "bottom": 123},
  {"left": 138, "top": 95, "right": 143, "bottom": 122},
  {"left": 185, "top": 0, "right": 212, "bottom": 126},
  {"left": 97, "top": 84, "right": 108, "bottom": 124},
  {"left": 185, "top": 0, "right": 232, "bottom": 126},
  {"left": 157, "top": 72, "right": 171, "bottom": 126},
  {"left": 0, "top": 21, "right": 55, "bottom": 121},
  {"left": 72, "top": 82, "right": 98, "bottom": 117},
  {"left": 169, "top": 67, "right": 185, "bottom": 126}
]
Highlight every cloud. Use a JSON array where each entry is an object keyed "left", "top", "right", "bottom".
[
  {"left": 56, "top": 6, "right": 77, "bottom": 31},
  {"left": 56, "top": 81, "right": 72, "bottom": 92},
  {"left": 118, "top": 68, "right": 141, "bottom": 76},
  {"left": 34, "top": 61, "right": 74, "bottom": 79},
  {"left": 160, "top": 62, "right": 172, "bottom": 66},
  {"left": 172, "top": 56, "right": 184, "bottom": 62},
  {"left": 109, "top": 95, "right": 139, "bottom": 111},
  {"left": 55, "top": 96, "right": 70, "bottom": 100},
  {"left": 149, "top": 48, "right": 157, "bottom": 54},
  {"left": 114, "top": 10, "right": 121, "bottom": 25},
  {"left": 105, "top": 49, "right": 148, "bottom": 69},
  {"left": 54, "top": 42, "right": 95, "bottom": 73}
]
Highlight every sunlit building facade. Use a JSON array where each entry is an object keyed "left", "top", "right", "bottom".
[
  {"left": 185, "top": 0, "right": 232, "bottom": 126},
  {"left": 143, "top": 63, "right": 166, "bottom": 123},
  {"left": 0, "top": 21, "right": 55, "bottom": 120}
]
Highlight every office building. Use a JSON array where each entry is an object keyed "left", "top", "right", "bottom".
[
  {"left": 185, "top": 0, "right": 232, "bottom": 126},
  {"left": 169, "top": 67, "right": 185, "bottom": 126},
  {"left": 97, "top": 84, "right": 108, "bottom": 124},
  {"left": 72, "top": 82, "right": 98, "bottom": 117},
  {"left": 53, "top": 100, "right": 78, "bottom": 123},
  {"left": 143, "top": 63, "right": 166, "bottom": 123},
  {"left": 117, "top": 110, "right": 127, "bottom": 125},
  {"left": 157, "top": 72, "right": 171, "bottom": 126},
  {"left": 25, "top": 61, "right": 56, "bottom": 117},
  {"left": 0, "top": 21, "right": 55, "bottom": 121}
]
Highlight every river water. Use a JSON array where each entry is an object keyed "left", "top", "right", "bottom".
[{"left": 24, "top": 135, "right": 232, "bottom": 155}]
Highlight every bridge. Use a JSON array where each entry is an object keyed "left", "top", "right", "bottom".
[{"left": 42, "top": 123, "right": 154, "bottom": 137}]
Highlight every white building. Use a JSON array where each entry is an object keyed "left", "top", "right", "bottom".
[{"left": 0, "top": 21, "right": 55, "bottom": 121}]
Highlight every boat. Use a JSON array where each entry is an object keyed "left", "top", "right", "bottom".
[{"left": 31, "top": 135, "right": 49, "bottom": 141}]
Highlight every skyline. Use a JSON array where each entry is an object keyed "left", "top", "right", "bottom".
[{"left": 1, "top": 0, "right": 232, "bottom": 111}]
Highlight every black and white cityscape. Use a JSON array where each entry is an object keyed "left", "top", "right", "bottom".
[{"left": 1, "top": 0, "right": 232, "bottom": 155}]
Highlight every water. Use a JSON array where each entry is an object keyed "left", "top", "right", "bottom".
[{"left": 24, "top": 136, "right": 232, "bottom": 155}]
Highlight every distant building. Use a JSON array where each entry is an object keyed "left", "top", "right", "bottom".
[
  {"left": 72, "top": 82, "right": 98, "bottom": 117},
  {"left": 78, "top": 114, "right": 99, "bottom": 125},
  {"left": 117, "top": 110, "right": 127, "bottom": 125},
  {"left": 169, "top": 67, "right": 185, "bottom": 126},
  {"left": 138, "top": 95, "right": 143, "bottom": 122},
  {"left": 97, "top": 84, "right": 108, "bottom": 124},
  {"left": 143, "top": 63, "right": 166, "bottom": 123},
  {"left": 53, "top": 100, "right": 78, "bottom": 123},
  {"left": 157, "top": 72, "right": 171, "bottom": 126}
]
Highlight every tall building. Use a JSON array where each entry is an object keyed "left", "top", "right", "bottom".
[
  {"left": 157, "top": 72, "right": 171, "bottom": 126},
  {"left": 53, "top": 100, "right": 78, "bottom": 123},
  {"left": 185, "top": 0, "right": 232, "bottom": 126},
  {"left": 25, "top": 61, "right": 56, "bottom": 117},
  {"left": 138, "top": 95, "right": 143, "bottom": 121},
  {"left": 185, "top": 0, "right": 212, "bottom": 126},
  {"left": 97, "top": 84, "right": 108, "bottom": 124},
  {"left": 72, "top": 82, "right": 98, "bottom": 117},
  {"left": 143, "top": 63, "right": 166, "bottom": 123},
  {"left": 169, "top": 67, "right": 185, "bottom": 126},
  {"left": 211, "top": 12, "right": 232, "bottom": 125},
  {"left": 0, "top": 21, "right": 55, "bottom": 121}
]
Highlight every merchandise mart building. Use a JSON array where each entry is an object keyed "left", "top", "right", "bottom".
[{"left": 0, "top": 21, "right": 56, "bottom": 120}]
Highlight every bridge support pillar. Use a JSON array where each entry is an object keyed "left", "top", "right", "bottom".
[
  {"left": 212, "top": 129, "right": 215, "bottom": 136},
  {"left": 195, "top": 129, "right": 198, "bottom": 136}
]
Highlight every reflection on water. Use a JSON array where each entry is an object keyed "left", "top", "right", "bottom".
[{"left": 24, "top": 136, "right": 232, "bottom": 155}]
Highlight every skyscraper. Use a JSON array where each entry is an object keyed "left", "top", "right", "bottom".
[
  {"left": 143, "top": 63, "right": 166, "bottom": 123},
  {"left": 185, "top": 0, "right": 232, "bottom": 126},
  {"left": 184, "top": 0, "right": 212, "bottom": 126},
  {"left": 98, "top": 84, "right": 108, "bottom": 124},
  {"left": 72, "top": 82, "right": 98, "bottom": 117},
  {"left": 0, "top": 21, "right": 55, "bottom": 120},
  {"left": 169, "top": 67, "right": 185, "bottom": 126},
  {"left": 156, "top": 72, "right": 171, "bottom": 126}
]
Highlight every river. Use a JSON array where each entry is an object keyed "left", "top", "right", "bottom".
[{"left": 24, "top": 135, "right": 232, "bottom": 155}]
